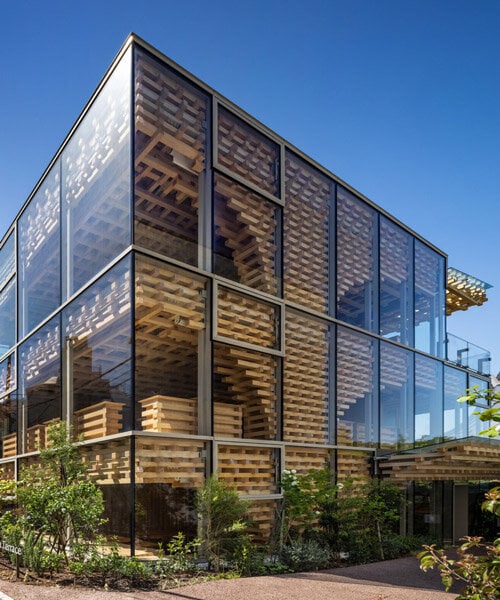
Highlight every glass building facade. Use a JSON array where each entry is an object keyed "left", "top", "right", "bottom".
[{"left": 0, "top": 35, "right": 494, "bottom": 552}]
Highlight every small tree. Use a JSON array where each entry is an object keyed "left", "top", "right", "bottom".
[
  {"left": 196, "top": 474, "right": 250, "bottom": 571},
  {"left": 14, "top": 421, "right": 106, "bottom": 565}
]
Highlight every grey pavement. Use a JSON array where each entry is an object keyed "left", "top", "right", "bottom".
[{"left": 0, "top": 556, "right": 458, "bottom": 599}]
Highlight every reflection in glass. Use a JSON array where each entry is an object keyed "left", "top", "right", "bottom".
[
  {"left": 415, "top": 355, "right": 443, "bottom": 445},
  {"left": 63, "top": 258, "right": 132, "bottom": 437},
  {"left": 0, "top": 354, "right": 16, "bottom": 459},
  {"left": 0, "top": 279, "right": 15, "bottom": 357},
  {"left": 0, "top": 233, "right": 15, "bottom": 290},
  {"left": 284, "top": 311, "right": 330, "bottom": 443},
  {"left": 214, "top": 342, "right": 278, "bottom": 440},
  {"left": 444, "top": 367, "right": 467, "bottom": 440},
  {"left": 19, "top": 316, "right": 61, "bottom": 437},
  {"left": 18, "top": 162, "right": 61, "bottom": 338},
  {"left": 337, "top": 187, "right": 377, "bottom": 331},
  {"left": 380, "top": 342, "right": 414, "bottom": 449},
  {"left": 135, "top": 256, "right": 206, "bottom": 432},
  {"left": 62, "top": 49, "right": 131, "bottom": 297},
  {"left": 284, "top": 151, "right": 331, "bottom": 312},
  {"left": 415, "top": 241, "right": 445, "bottom": 357},
  {"left": 380, "top": 217, "right": 413, "bottom": 345},
  {"left": 468, "top": 376, "right": 488, "bottom": 437},
  {"left": 218, "top": 106, "right": 280, "bottom": 197},
  {"left": 134, "top": 49, "right": 208, "bottom": 266},
  {"left": 214, "top": 173, "right": 281, "bottom": 296},
  {"left": 337, "top": 327, "right": 378, "bottom": 447}
]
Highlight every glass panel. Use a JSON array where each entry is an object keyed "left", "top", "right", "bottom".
[
  {"left": 415, "top": 355, "right": 443, "bottom": 446},
  {"left": 284, "top": 311, "right": 330, "bottom": 443},
  {"left": 468, "top": 376, "right": 488, "bottom": 437},
  {"left": 284, "top": 152, "right": 331, "bottom": 312},
  {"left": 413, "top": 482, "right": 444, "bottom": 539},
  {"left": 135, "top": 256, "right": 206, "bottom": 432},
  {"left": 380, "top": 342, "right": 414, "bottom": 449},
  {"left": 63, "top": 257, "right": 132, "bottom": 437},
  {"left": 134, "top": 49, "right": 208, "bottom": 266},
  {"left": 217, "top": 444, "right": 279, "bottom": 494},
  {"left": 446, "top": 333, "right": 491, "bottom": 375},
  {"left": 134, "top": 437, "right": 205, "bottom": 555},
  {"left": 336, "top": 187, "right": 377, "bottom": 331},
  {"left": 444, "top": 366, "right": 467, "bottom": 440},
  {"left": 214, "top": 173, "right": 281, "bottom": 295},
  {"left": 62, "top": 49, "right": 131, "bottom": 297},
  {"left": 380, "top": 217, "right": 413, "bottom": 345},
  {"left": 0, "top": 354, "right": 17, "bottom": 459},
  {"left": 414, "top": 241, "right": 445, "bottom": 357},
  {"left": 0, "top": 233, "right": 15, "bottom": 290},
  {"left": 214, "top": 342, "right": 278, "bottom": 440},
  {"left": 337, "top": 327, "right": 378, "bottom": 447},
  {"left": 18, "top": 162, "right": 61, "bottom": 338},
  {"left": 218, "top": 106, "right": 280, "bottom": 197},
  {"left": 217, "top": 287, "right": 279, "bottom": 350},
  {"left": 81, "top": 439, "right": 132, "bottom": 551},
  {"left": 0, "top": 279, "right": 15, "bottom": 356},
  {"left": 336, "top": 449, "right": 372, "bottom": 481},
  {"left": 19, "top": 316, "right": 61, "bottom": 447}
]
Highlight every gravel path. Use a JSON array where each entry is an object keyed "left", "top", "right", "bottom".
[{"left": 0, "top": 556, "right": 458, "bottom": 600}]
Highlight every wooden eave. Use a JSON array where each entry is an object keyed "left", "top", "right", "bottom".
[
  {"left": 446, "top": 268, "right": 491, "bottom": 316},
  {"left": 378, "top": 439, "right": 500, "bottom": 482}
]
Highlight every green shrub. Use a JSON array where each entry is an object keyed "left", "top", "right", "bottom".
[{"left": 281, "top": 539, "right": 331, "bottom": 572}]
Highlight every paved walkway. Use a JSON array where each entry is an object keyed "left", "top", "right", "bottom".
[{"left": 0, "top": 556, "right": 458, "bottom": 600}]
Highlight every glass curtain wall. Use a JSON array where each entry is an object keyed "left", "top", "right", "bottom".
[
  {"left": 380, "top": 217, "right": 413, "bottom": 345},
  {"left": 415, "top": 354, "right": 443, "bottom": 445},
  {"left": 134, "top": 48, "right": 209, "bottom": 266},
  {"left": 63, "top": 257, "right": 132, "bottom": 438},
  {"left": 284, "top": 152, "right": 331, "bottom": 313},
  {"left": 62, "top": 48, "right": 131, "bottom": 298},
  {"left": 18, "top": 161, "right": 61, "bottom": 339},
  {"left": 468, "top": 375, "right": 488, "bottom": 437},
  {"left": 336, "top": 186, "right": 377, "bottom": 331},
  {"left": 380, "top": 342, "right": 414, "bottom": 449},
  {"left": 0, "top": 353, "right": 16, "bottom": 458},
  {"left": 0, "top": 234, "right": 15, "bottom": 357},
  {"left": 414, "top": 241, "right": 445, "bottom": 357},
  {"left": 336, "top": 326, "right": 378, "bottom": 446},
  {"left": 444, "top": 367, "right": 467, "bottom": 440}
]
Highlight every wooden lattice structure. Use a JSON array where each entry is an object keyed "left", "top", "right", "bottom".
[{"left": 446, "top": 267, "right": 491, "bottom": 315}]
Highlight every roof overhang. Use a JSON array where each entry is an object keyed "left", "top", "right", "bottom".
[{"left": 446, "top": 267, "right": 492, "bottom": 316}]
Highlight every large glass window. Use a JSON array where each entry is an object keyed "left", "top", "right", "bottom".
[
  {"left": 415, "top": 355, "right": 443, "bottom": 445},
  {"left": 18, "top": 162, "right": 61, "bottom": 338},
  {"left": 213, "top": 342, "right": 278, "bottom": 440},
  {"left": 284, "top": 311, "right": 331, "bottom": 443},
  {"left": 380, "top": 342, "right": 414, "bottom": 449},
  {"left": 0, "top": 353, "right": 16, "bottom": 459},
  {"left": 63, "top": 257, "right": 132, "bottom": 438},
  {"left": 0, "top": 233, "right": 15, "bottom": 289},
  {"left": 0, "top": 279, "right": 15, "bottom": 357},
  {"left": 62, "top": 49, "right": 131, "bottom": 298},
  {"left": 380, "top": 217, "right": 413, "bottom": 345},
  {"left": 337, "top": 327, "right": 378, "bottom": 447},
  {"left": 214, "top": 173, "right": 281, "bottom": 296},
  {"left": 135, "top": 256, "right": 206, "bottom": 433},
  {"left": 444, "top": 366, "right": 467, "bottom": 440},
  {"left": 337, "top": 187, "right": 377, "bottom": 331},
  {"left": 468, "top": 376, "right": 488, "bottom": 437},
  {"left": 19, "top": 315, "right": 61, "bottom": 449},
  {"left": 414, "top": 241, "right": 445, "bottom": 357},
  {"left": 284, "top": 152, "right": 331, "bottom": 313},
  {"left": 134, "top": 48, "right": 208, "bottom": 266},
  {"left": 218, "top": 106, "right": 280, "bottom": 198}
]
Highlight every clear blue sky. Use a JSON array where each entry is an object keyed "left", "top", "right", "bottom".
[{"left": 1, "top": 0, "right": 498, "bottom": 376}]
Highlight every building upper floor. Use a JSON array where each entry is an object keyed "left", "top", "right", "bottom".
[{"left": 0, "top": 34, "right": 491, "bottom": 375}]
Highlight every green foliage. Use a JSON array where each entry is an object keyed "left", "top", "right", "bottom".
[
  {"left": 419, "top": 537, "right": 500, "bottom": 599},
  {"left": 153, "top": 532, "right": 201, "bottom": 576},
  {"left": 280, "top": 539, "right": 331, "bottom": 572},
  {"left": 196, "top": 474, "right": 250, "bottom": 572},
  {"left": 458, "top": 385, "right": 500, "bottom": 439},
  {"left": 420, "top": 386, "right": 500, "bottom": 599}
]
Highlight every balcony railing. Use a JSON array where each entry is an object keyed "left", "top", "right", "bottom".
[{"left": 446, "top": 332, "right": 491, "bottom": 376}]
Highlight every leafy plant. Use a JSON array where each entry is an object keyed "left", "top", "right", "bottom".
[
  {"left": 196, "top": 474, "right": 250, "bottom": 572},
  {"left": 280, "top": 539, "right": 330, "bottom": 572}
]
